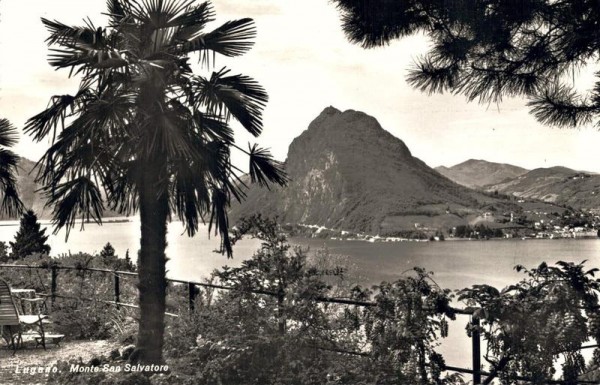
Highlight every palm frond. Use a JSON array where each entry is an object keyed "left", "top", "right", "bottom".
[
  {"left": 105, "top": 0, "right": 128, "bottom": 24},
  {"left": 136, "top": 104, "right": 197, "bottom": 162},
  {"left": 0, "top": 149, "right": 23, "bottom": 217},
  {"left": 170, "top": 158, "right": 211, "bottom": 236},
  {"left": 193, "top": 111, "right": 234, "bottom": 143},
  {"left": 181, "top": 18, "right": 256, "bottom": 59},
  {"left": 46, "top": 176, "right": 104, "bottom": 238},
  {"left": 0, "top": 184, "right": 23, "bottom": 218},
  {"left": 138, "top": 0, "right": 195, "bottom": 27},
  {"left": 25, "top": 83, "right": 92, "bottom": 142},
  {"left": 32, "top": 98, "right": 124, "bottom": 187},
  {"left": 192, "top": 68, "right": 268, "bottom": 136},
  {"left": 47, "top": 47, "right": 128, "bottom": 72},
  {"left": 0, "top": 120, "right": 23, "bottom": 217},
  {"left": 41, "top": 18, "right": 105, "bottom": 48},
  {"left": 170, "top": 1, "right": 214, "bottom": 41},
  {"left": 208, "top": 186, "right": 232, "bottom": 257},
  {"left": 106, "top": 158, "right": 139, "bottom": 215},
  {"left": 247, "top": 143, "right": 288, "bottom": 188},
  {"left": 0, "top": 119, "right": 19, "bottom": 148}
]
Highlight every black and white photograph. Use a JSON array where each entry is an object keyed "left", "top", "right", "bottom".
[{"left": 1, "top": 0, "right": 600, "bottom": 384}]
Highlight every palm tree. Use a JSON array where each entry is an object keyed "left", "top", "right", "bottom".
[
  {"left": 0, "top": 119, "right": 23, "bottom": 217},
  {"left": 26, "top": 0, "right": 286, "bottom": 364}
]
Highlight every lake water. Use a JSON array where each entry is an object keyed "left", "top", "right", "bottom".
[{"left": 1, "top": 219, "right": 598, "bottom": 369}]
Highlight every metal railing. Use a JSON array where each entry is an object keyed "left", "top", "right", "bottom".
[{"left": 0, "top": 263, "right": 597, "bottom": 384}]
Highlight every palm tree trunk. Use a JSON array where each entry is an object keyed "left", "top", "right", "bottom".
[{"left": 135, "top": 158, "right": 169, "bottom": 365}]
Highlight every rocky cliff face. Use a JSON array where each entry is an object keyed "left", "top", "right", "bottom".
[{"left": 231, "top": 107, "right": 502, "bottom": 235}]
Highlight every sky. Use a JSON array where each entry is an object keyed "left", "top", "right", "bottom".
[{"left": 1, "top": 0, "right": 599, "bottom": 172}]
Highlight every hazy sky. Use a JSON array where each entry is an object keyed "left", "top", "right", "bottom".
[{"left": 1, "top": 0, "right": 599, "bottom": 172}]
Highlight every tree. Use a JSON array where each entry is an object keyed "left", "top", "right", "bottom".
[
  {"left": 170, "top": 216, "right": 461, "bottom": 385},
  {"left": 0, "top": 119, "right": 23, "bottom": 217},
  {"left": 99, "top": 242, "right": 116, "bottom": 260},
  {"left": 459, "top": 261, "right": 600, "bottom": 383},
  {"left": 26, "top": 0, "right": 286, "bottom": 364},
  {"left": 333, "top": 1, "right": 600, "bottom": 128},
  {"left": 10, "top": 210, "right": 51, "bottom": 259},
  {"left": 0, "top": 241, "right": 8, "bottom": 263}
]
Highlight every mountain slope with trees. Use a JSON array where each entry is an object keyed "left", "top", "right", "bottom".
[
  {"left": 435, "top": 159, "right": 528, "bottom": 189},
  {"left": 486, "top": 167, "right": 600, "bottom": 209},
  {"left": 231, "top": 107, "right": 514, "bottom": 235}
]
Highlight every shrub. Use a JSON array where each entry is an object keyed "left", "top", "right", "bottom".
[
  {"left": 0, "top": 249, "right": 138, "bottom": 341},
  {"left": 163, "top": 216, "right": 461, "bottom": 385}
]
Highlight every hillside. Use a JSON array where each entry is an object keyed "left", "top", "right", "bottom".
[
  {"left": 486, "top": 167, "right": 600, "bottom": 209},
  {"left": 435, "top": 159, "right": 529, "bottom": 189},
  {"left": 0, "top": 158, "right": 48, "bottom": 220},
  {"left": 231, "top": 107, "right": 515, "bottom": 235}
]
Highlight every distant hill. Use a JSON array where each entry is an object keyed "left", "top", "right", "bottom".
[
  {"left": 486, "top": 166, "right": 600, "bottom": 209},
  {"left": 231, "top": 107, "right": 515, "bottom": 235},
  {"left": 435, "top": 159, "right": 529, "bottom": 189}
]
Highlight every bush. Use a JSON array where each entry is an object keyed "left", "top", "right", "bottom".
[
  {"left": 163, "top": 216, "right": 461, "bottom": 385},
  {"left": 0, "top": 248, "right": 138, "bottom": 341}
]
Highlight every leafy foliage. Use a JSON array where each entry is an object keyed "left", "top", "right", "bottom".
[
  {"left": 452, "top": 224, "right": 504, "bottom": 239},
  {"left": 0, "top": 250, "right": 138, "bottom": 341},
  {"left": 0, "top": 241, "right": 8, "bottom": 263},
  {"left": 9, "top": 209, "right": 51, "bottom": 259},
  {"left": 165, "top": 216, "right": 462, "bottom": 385},
  {"left": 458, "top": 260, "right": 600, "bottom": 384},
  {"left": 364, "top": 268, "right": 458, "bottom": 384},
  {"left": 333, "top": 0, "right": 600, "bottom": 128}
]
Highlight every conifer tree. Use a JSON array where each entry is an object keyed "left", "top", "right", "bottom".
[
  {"left": 100, "top": 242, "right": 116, "bottom": 260},
  {"left": 10, "top": 210, "right": 51, "bottom": 259},
  {"left": 333, "top": 1, "right": 600, "bottom": 128}
]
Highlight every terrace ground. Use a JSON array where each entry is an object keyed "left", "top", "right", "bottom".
[{"left": 0, "top": 339, "right": 114, "bottom": 385}]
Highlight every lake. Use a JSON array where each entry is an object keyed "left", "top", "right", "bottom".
[
  {"left": 1, "top": 219, "right": 598, "bottom": 369},
  {"left": 3, "top": 219, "right": 598, "bottom": 288}
]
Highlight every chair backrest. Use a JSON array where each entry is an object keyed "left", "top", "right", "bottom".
[{"left": 0, "top": 279, "right": 20, "bottom": 326}]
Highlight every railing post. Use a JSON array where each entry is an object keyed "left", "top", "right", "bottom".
[
  {"left": 51, "top": 265, "right": 58, "bottom": 308},
  {"left": 472, "top": 316, "right": 481, "bottom": 384},
  {"left": 114, "top": 272, "right": 120, "bottom": 309},
  {"left": 188, "top": 282, "right": 197, "bottom": 312}
]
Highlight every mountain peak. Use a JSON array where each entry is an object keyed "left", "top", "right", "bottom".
[
  {"left": 231, "top": 107, "right": 495, "bottom": 235},
  {"left": 294, "top": 107, "right": 412, "bottom": 161},
  {"left": 320, "top": 106, "right": 341, "bottom": 116}
]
